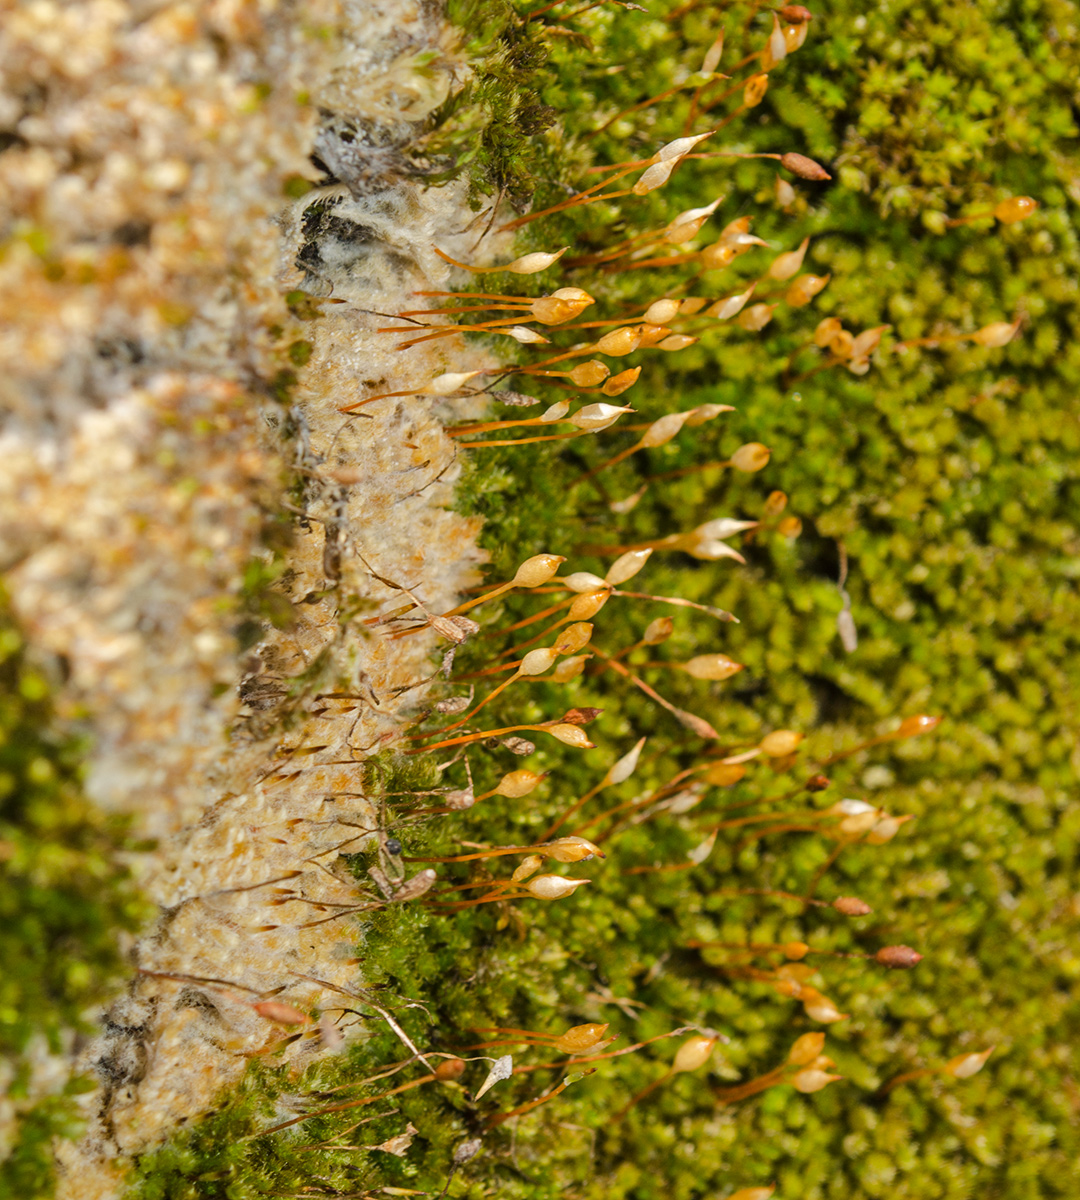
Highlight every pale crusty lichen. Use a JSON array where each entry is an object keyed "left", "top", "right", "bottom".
[{"left": 0, "top": 1, "right": 506, "bottom": 1195}]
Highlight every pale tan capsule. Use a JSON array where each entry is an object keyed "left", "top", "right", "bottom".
[
  {"left": 645, "top": 298, "right": 683, "bottom": 324},
  {"left": 701, "top": 30, "right": 725, "bottom": 74},
  {"left": 513, "top": 553, "right": 566, "bottom": 586},
  {"left": 503, "top": 326, "right": 550, "bottom": 344},
  {"left": 683, "top": 653, "right": 744, "bottom": 680},
  {"left": 524, "top": 874, "right": 590, "bottom": 899},
  {"left": 679, "top": 297, "right": 709, "bottom": 315},
  {"left": 839, "top": 809, "right": 881, "bottom": 835},
  {"left": 775, "top": 175, "right": 796, "bottom": 207},
  {"left": 672, "top": 1035, "right": 717, "bottom": 1073},
  {"left": 792, "top": 1068, "right": 842, "bottom": 1093},
  {"left": 519, "top": 647, "right": 558, "bottom": 677},
  {"left": 658, "top": 334, "right": 699, "bottom": 351},
  {"left": 664, "top": 198, "right": 723, "bottom": 244},
  {"left": 768, "top": 236, "right": 810, "bottom": 281},
  {"left": 633, "top": 159, "right": 676, "bottom": 195},
  {"left": 511, "top": 854, "right": 544, "bottom": 882},
  {"left": 700, "top": 242, "right": 737, "bottom": 270},
  {"left": 594, "top": 326, "right": 643, "bottom": 356},
  {"left": 546, "top": 836, "right": 605, "bottom": 863},
  {"left": 731, "top": 442, "right": 771, "bottom": 472},
  {"left": 656, "top": 130, "right": 714, "bottom": 161},
  {"left": 563, "top": 571, "right": 607, "bottom": 593},
  {"left": 495, "top": 770, "right": 544, "bottom": 798},
  {"left": 728, "top": 1189, "right": 776, "bottom": 1200},
  {"left": 971, "top": 319, "right": 1021, "bottom": 347},
  {"left": 706, "top": 282, "right": 756, "bottom": 320},
  {"left": 530, "top": 298, "right": 576, "bottom": 325},
  {"left": 568, "top": 403, "right": 633, "bottom": 431},
  {"left": 641, "top": 412, "right": 689, "bottom": 447},
  {"left": 569, "top": 360, "right": 610, "bottom": 387},
  {"left": 643, "top": 616, "right": 674, "bottom": 644},
  {"left": 546, "top": 724, "right": 595, "bottom": 748},
  {"left": 785, "top": 273, "right": 831, "bottom": 306},
  {"left": 419, "top": 371, "right": 481, "bottom": 395},
  {"left": 787, "top": 1032, "right": 826, "bottom": 1065},
  {"left": 501, "top": 248, "right": 568, "bottom": 274},
  {"left": 830, "top": 330, "right": 855, "bottom": 359},
  {"left": 605, "top": 548, "right": 653, "bottom": 585},
  {"left": 551, "top": 655, "right": 589, "bottom": 683},
  {"left": 684, "top": 402, "right": 733, "bottom": 424},
  {"left": 541, "top": 400, "right": 572, "bottom": 422},
  {"left": 602, "top": 736, "right": 646, "bottom": 785},
  {"left": 850, "top": 324, "right": 891, "bottom": 357},
  {"left": 759, "top": 729, "right": 803, "bottom": 756},
  {"left": 943, "top": 1047, "right": 995, "bottom": 1078},
  {"left": 761, "top": 13, "right": 788, "bottom": 69},
  {"left": 814, "top": 318, "right": 843, "bottom": 346},
  {"left": 738, "top": 303, "right": 777, "bottom": 331}
]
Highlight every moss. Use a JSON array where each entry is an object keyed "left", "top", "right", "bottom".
[{"left": 0, "top": 588, "right": 148, "bottom": 1196}]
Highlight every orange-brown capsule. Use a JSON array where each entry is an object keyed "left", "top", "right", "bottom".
[
  {"left": 569, "top": 360, "right": 611, "bottom": 387},
  {"left": 993, "top": 196, "right": 1038, "bottom": 224},
  {"left": 760, "top": 729, "right": 803, "bottom": 756},
  {"left": 546, "top": 835, "right": 605, "bottom": 863},
  {"left": 743, "top": 73, "right": 769, "bottom": 107},
  {"left": 896, "top": 713, "right": 942, "bottom": 738},
  {"left": 555, "top": 1022, "right": 609, "bottom": 1053},
  {"left": 643, "top": 616, "right": 674, "bottom": 645},
  {"left": 569, "top": 589, "right": 611, "bottom": 620},
  {"left": 603, "top": 367, "right": 641, "bottom": 396},
  {"left": 436, "top": 1057, "right": 467, "bottom": 1081},
  {"left": 763, "top": 489, "right": 788, "bottom": 516},
  {"left": 702, "top": 761, "right": 746, "bottom": 786},
  {"left": 495, "top": 769, "right": 545, "bottom": 799},
  {"left": 832, "top": 895, "right": 872, "bottom": 916},
  {"left": 783, "top": 941, "right": 809, "bottom": 960},
  {"left": 554, "top": 622, "right": 594, "bottom": 655}
]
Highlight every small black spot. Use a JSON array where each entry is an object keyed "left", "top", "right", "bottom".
[{"left": 384, "top": 838, "right": 402, "bottom": 856}]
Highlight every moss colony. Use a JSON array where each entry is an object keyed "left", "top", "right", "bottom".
[{"left": 2, "top": 1, "right": 1079, "bottom": 1199}]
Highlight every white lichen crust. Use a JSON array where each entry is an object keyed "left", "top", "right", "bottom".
[{"left": 0, "top": 2, "right": 504, "bottom": 1195}]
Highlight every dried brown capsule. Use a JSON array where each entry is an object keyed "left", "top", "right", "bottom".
[
  {"left": 780, "top": 151, "right": 831, "bottom": 180},
  {"left": 436, "top": 1057, "right": 467, "bottom": 1081},
  {"left": 805, "top": 773, "right": 830, "bottom": 791},
  {"left": 832, "top": 896, "right": 872, "bottom": 916},
  {"left": 875, "top": 945, "right": 923, "bottom": 969}
]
